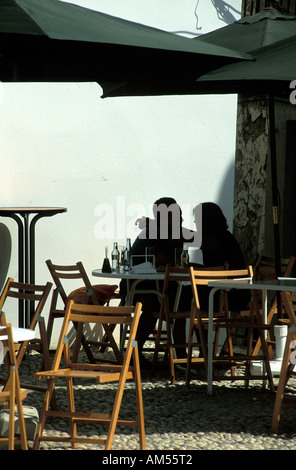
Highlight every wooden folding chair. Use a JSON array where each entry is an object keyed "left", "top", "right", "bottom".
[
  {"left": 46, "top": 260, "right": 121, "bottom": 363},
  {"left": 0, "top": 324, "right": 28, "bottom": 450},
  {"left": 186, "top": 265, "right": 229, "bottom": 387},
  {"left": 271, "top": 292, "right": 296, "bottom": 433},
  {"left": 0, "top": 278, "right": 53, "bottom": 399},
  {"left": 186, "top": 266, "right": 274, "bottom": 391},
  {"left": 252, "top": 253, "right": 296, "bottom": 358},
  {"left": 152, "top": 266, "right": 192, "bottom": 384},
  {"left": 32, "top": 301, "right": 145, "bottom": 450}
]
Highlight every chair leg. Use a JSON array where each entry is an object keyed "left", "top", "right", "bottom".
[
  {"left": 72, "top": 321, "right": 123, "bottom": 365},
  {"left": 99, "top": 323, "right": 117, "bottom": 353},
  {"left": 46, "top": 291, "right": 58, "bottom": 350},
  {"left": 72, "top": 322, "right": 84, "bottom": 363},
  {"left": 71, "top": 321, "right": 97, "bottom": 363},
  {"left": 38, "top": 317, "right": 52, "bottom": 370},
  {"left": 186, "top": 307, "right": 205, "bottom": 387},
  {"left": 253, "top": 301, "right": 278, "bottom": 358},
  {"left": 7, "top": 365, "right": 28, "bottom": 450},
  {"left": 38, "top": 317, "right": 57, "bottom": 410},
  {"left": 244, "top": 322, "right": 254, "bottom": 388},
  {"left": 244, "top": 300, "right": 256, "bottom": 387},
  {"left": 15, "top": 370, "right": 28, "bottom": 450},
  {"left": 224, "top": 324, "right": 236, "bottom": 378},
  {"left": 165, "top": 318, "right": 175, "bottom": 384},
  {"left": 33, "top": 378, "right": 56, "bottom": 450},
  {"left": 131, "top": 346, "right": 146, "bottom": 450},
  {"left": 152, "top": 315, "right": 164, "bottom": 369},
  {"left": 8, "top": 366, "right": 16, "bottom": 450},
  {"left": 120, "top": 324, "right": 128, "bottom": 353},
  {"left": 185, "top": 320, "right": 194, "bottom": 387},
  {"left": 254, "top": 294, "right": 274, "bottom": 392},
  {"left": 271, "top": 331, "right": 296, "bottom": 433},
  {"left": 66, "top": 377, "right": 77, "bottom": 449},
  {"left": 257, "top": 326, "right": 274, "bottom": 392},
  {"left": 102, "top": 323, "right": 123, "bottom": 364},
  {"left": 105, "top": 356, "right": 132, "bottom": 449}
]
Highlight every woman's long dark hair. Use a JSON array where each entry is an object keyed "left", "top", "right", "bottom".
[{"left": 197, "top": 202, "right": 228, "bottom": 234}]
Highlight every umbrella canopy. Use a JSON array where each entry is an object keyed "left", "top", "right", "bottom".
[
  {"left": 197, "top": 8, "right": 296, "bottom": 53},
  {"left": 0, "top": 0, "right": 251, "bottom": 84},
  {"left": 195, "top": 34, "right": 296, "bottom": 273},
  {"left": 102, "top": 8, "right": 296, "bottom": 97},
  {"left": 195, "top": 35, "right": 296, "bottom": 96}
]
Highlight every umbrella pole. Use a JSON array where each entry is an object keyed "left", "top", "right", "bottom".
[{"left": 268, "top": 93, "right": 282, "bottom": 316}]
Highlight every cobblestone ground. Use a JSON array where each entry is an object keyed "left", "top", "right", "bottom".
[{"left": 1, "top": 348, "right": 296, "bottom": 451}]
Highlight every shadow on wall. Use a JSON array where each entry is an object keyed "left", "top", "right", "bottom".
[
  {"left": 188, "top": 159, "right": 235, "bottom": 265},
  {"left": 0, "top": 223, "right": 11, "bottom": 291},
  {"left": 215, "top": 158, "right": 235, "bottom": 232}
]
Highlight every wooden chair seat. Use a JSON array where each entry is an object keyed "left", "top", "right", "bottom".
[
  {"left": 36, "top": 367, "right": 134, "bottom": 382},
  {"left": 0, "top": 388, "right": 27, "bottom": 402}
]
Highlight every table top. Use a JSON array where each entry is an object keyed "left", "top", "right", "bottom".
[
  {"left": 0, "top": 327, "right": 35, "bottom": 364},
  {"left": 92, "top": 268, "right": 165, "bottom": 281},
  {"left": 0, "top": 207, "right": 67, "bottom": 215},
  {"left": 208, "top": 278, "right": 296, "bottom": 291},
  {"left": 0, "top": 326, "right": 36, "bottom": 342}
]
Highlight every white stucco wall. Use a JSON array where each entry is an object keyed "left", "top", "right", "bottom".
[{"left": 0, "top": 0, "right": 241, "bottom": 343}]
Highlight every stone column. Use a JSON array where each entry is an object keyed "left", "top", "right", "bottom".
[{"left": 233, "top": 95, "right": 270, "bottom": 265}]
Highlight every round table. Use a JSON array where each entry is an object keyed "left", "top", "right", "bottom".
[
  {"left": 0, "top": 326, "right": 35, "bottom": 364},
  {"left": 0, "top": 207, "right": 67, "bottom": 327}
]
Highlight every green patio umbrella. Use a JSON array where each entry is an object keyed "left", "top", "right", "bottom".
[
  {"left": 100, "top": 9, "right": 296, "bottom": 277},
  {"left": 196, "top": 8, "right": 296, "bottom": 53},
  {"left": 194, "top": 35, "right": 296, "bottom": 277},
  {"left": 100, "top": 8, "right": 296, "bottom": 97},
  {"left": 195, "top": 35, "right": 296, "bottom": 95},
  {"left": 0, "top": 0, "right": 251, "bottom": 84}
]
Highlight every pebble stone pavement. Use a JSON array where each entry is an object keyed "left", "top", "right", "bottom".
[{"left": 1, "top": 346, "right": 296, "bottom": 452}]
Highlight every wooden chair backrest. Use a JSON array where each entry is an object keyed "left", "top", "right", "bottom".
[
  {"left": 254, "top": 253, "right": 296, "bottom": 281},
  {"left": 51, "top": 301, "right": 142, "bottom": 372},
  {"left": 162, "top": 265, "right": 191, "bottom": 292},
  {"left": 157, "top": 265, "right": 191, "bottom": 316},
  {"left": 190, "top": 266, "right": 252, "bottom": 285},
  {"left": 0, "top": 277, "right": 52, "bottom": 329},
  {"left": 190, "top": 265, "right": 253, "bottom": 310},
  {"left": 46, "top": 259, "right": 98, "bottom": 307},
  {"left": 280, "top": 292, "right": 296, "bottom": 328}
]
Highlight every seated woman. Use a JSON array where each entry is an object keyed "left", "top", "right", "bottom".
[
  {"left": 194, "top": 202, "right": 249, "bottom": 310},
  {"left": 174, "top": 202, "right": 250, "bottom": 357}
]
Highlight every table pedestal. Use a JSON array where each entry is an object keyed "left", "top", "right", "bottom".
[{"left": 0, "top": 207, "right": 67, "bottom": 327}]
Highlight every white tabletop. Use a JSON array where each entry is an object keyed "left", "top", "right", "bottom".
[
  {"left": 208, "top": 278, "right": 296, "bottom": 291},
  {"left": 0, "top": 327, "right": 35, "bottom": 364},
  {"left": 92, "top": 268, "right": 165, "bottom": 281},
  {"left": 0, "top": 326, "right": 35, "bottom": 342}
]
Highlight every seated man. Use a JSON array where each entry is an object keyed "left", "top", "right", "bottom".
[{"left": 120, "top": 197, "right": 193, "bottom": 368}]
